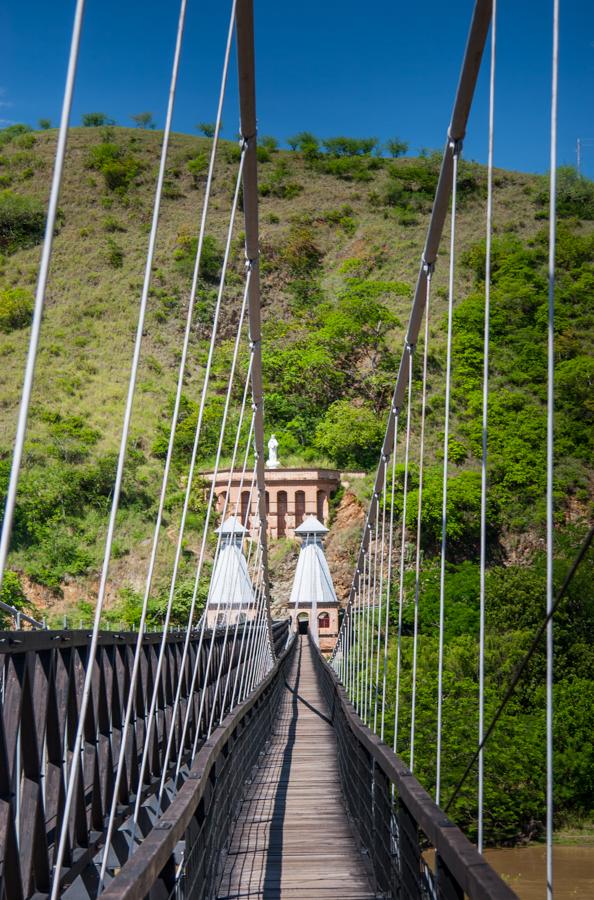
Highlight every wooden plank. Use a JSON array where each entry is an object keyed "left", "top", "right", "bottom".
[{"left": 216, "top": 636, "right": 376, "bottom": 899}]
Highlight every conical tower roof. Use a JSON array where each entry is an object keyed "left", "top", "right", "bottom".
[
  {"left": 207, "top": 519, "right": 254, "bottom": 610},
  {"left": 215, "top": 515, "right": 248, "bottom": 537},
  {"left": 294, "top": 515, "right": 329, "bottom": 537},
  {"left": 289, "top": 526, "right": 337, "bottom": 609}
]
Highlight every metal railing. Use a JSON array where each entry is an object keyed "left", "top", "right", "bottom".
[
  {"left": 311, "top": 639, "right": 517, "bottom": 900},
  {"left": 102, "top": 633, "right": 296, "bottom": 899},
  {"left": 0, "top": 619, "right": 290, "bottom": 898}
]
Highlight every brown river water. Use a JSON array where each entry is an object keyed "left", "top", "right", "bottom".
[{"left": 484, "top": 845, "right": 594, "bottom": 898}]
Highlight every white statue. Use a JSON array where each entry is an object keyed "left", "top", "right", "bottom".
[{"left": 266, "top": 434, "right": 280, "bottom": 469}]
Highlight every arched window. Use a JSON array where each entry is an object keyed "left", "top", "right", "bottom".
[
  {"left": 241, "top": 490, "right": 251, "bottom": 529},
  {"left": 295, "top": 490, "right": 305, "bottom": 527},
  {"left": 317, "top": 490, "right": 326, "bottom": 524},
  {"left": 277, "top": 490, "right": 287, "bottom": 537},
  {"left": 318, "top": 611, "right": 330, "bottom": 629},
  {"left": 218, "top": 491, "right": 227, "bottom": 513}
]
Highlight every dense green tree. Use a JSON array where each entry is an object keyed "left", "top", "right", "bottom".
[{"left": 315, "top": 400, "right": 385, "bottom": 468}]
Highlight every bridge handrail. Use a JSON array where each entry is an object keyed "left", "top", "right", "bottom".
[
  {"left": 310, "top": 638, "right": 517, "bottom": 900},
  {"left": 102, "top": 632, "right": 297, "bottom": 899},
  {"left": 0, "top": 597, "right": 44, "bottom": 629},
  {"left": 0, "top": 618, "right": 290, "bottom": 898}
]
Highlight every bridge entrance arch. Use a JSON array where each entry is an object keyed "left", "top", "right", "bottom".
[{"left": 297, "top": 612, "right": 309, "bottom": 634}]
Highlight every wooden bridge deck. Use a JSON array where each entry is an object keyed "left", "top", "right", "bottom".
[{"left": 217, "top": 635, "right": 377, "bottom": 899}]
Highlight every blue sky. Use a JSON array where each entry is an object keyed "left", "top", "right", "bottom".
[{"left": 1, "top": 0, "right": 593, "bottom": 177}]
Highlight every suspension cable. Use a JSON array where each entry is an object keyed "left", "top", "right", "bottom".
[
  {"left": 132, "top": 198, "right": 249, "bottom": 833},
  {"left": 155, "top": 275, "right": 251, "bottom": 796},
  {"left": 546, "top": 2, "right": 559, "bottom": 893},
  {"left": 203, "top": 415, "right": 260, "bottom": 740},
  {"left": 95, "top": 1, "right": 194, "bottom": 884},
  {"left": 230, "top": 479, "right": 263, "bottom": 707},
  {"left": 368, "top": 508, "right": 379, "bottom": 723},
  {"left": 373, "top": 460, "right": 388, "bottom": 734},
  {"left": 394, "top": 348, "right": 413, "bottom": 755},
  {"left": 53, "top": 1, "right": 193, "bottom": 889},
  {"left": 217, "top": 433, "right": 258, "bottom": 722},
  {"left": 410, "top": 270, "right": 431, "bottom": 772},
  {"left": 436, "top": 144, "right": 460, "bottom": 807},
  {"left": 0, "top": 0, "right": 86, "bottom": 601},
  {"left": 445, "top": 525, "right": 594, "bottom": 815},
  {"left": 163, "top": 361, "right": 255, "bottom": 795},
  {"left": 478, "top": 0, "right": 497, "bottom": 854},
  {"left": 381, "top": 413, "right": 398, "bottom": 742}
]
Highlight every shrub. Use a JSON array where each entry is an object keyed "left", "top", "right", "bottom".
[
  {"left": 286, "top": 131, "right": 320, "bottom": 159},
  {"left": 187, "top": 152, "right": 208, "bottom": 187},
  {"left": 260, "top": 135, "right": 278, "bottom": 152},
  {"left": 82, "top": 112, "right": 113, "bottom": 127},
  {"left": 323, "top": 205, "right": 356, "bottom": 234},
  {"left": 15, "top": 133, "right": 36, "bottom": 149},
  {"left": 38, "top": 118, "right": 51, "bottom": 130},
  {"left": 41, "top": 411, "right": 100, "bottom": 462},
  {"left": 0, "top": 571, "right": 29, "bottom": 625},
  {"left": 320, "top": 156, "right": 373, "bottom": 182},
  {"left": 0, "top": 124, "right": 33, "bottom": 148},
  {"left": 103, "top": 215, "right": 126, "bottom": 233},
  {"left": 87, "top": 142, "right": 141, "bottom": 192},
  {"left": 385, "top": 137, "right": 409, "bottom": 158},
  {"left": 536, "top": 166, "right": 594, "bottom": 219},
  {"left": 224, "top": 143, "right": 242, "bottom": 164},
  {"left": 130, "top": 112, "right": 155, "bottom": 129},
  {"left": 0, "top": 287, "right": 34, "bottom": 331},
  {"left": 322, "top": 136, "right": 378, "bottom": 157},
  {"left": 162, "top": 179, "right": 182, "bottom": 200},
  {"left": 384, "top": 159, "right": 439, "bottom": 209},
  {"left": 0, "top": 190, "right": 46, "bottom": 252},
  {"left": 105, "top": 237, "right": 124, "bottom": 268},
  {"left": 280, "top": 224, "right": 323, "bottom": 275},
  {"left": 197, "top": 122, "right": 217, "bottom": 138},
  {"left": 259, "top": 159, "right": 303, "bottom": 199},
  {"left": 256, "top": 146, "right": 271, "bottom": 164},
  {"left": 173, "top": 232, "right": 223, "bottom": 281}
]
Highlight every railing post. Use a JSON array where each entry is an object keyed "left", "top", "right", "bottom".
[
  {"left": 398, "top": 800, "right": 421, "bottom": 899},
  {"left": 436, "top": 853, "right": 465, "bottom": 900}
]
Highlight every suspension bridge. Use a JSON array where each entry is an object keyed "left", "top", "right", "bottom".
[{"left": 0, "top": 0, "right": 588, "bottom": 896}]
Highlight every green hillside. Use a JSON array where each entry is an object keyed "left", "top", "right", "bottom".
[{"left": 0, "top": 122, "right": 593, "bottom": 842}]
